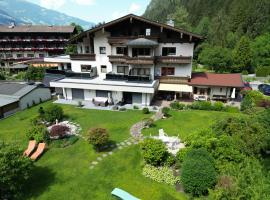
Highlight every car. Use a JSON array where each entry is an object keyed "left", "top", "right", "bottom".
[
  {"left": 258, "top": 84, "right": 270, "bottom": 96},
  {"left": 195, "top": 95, "right": 207, "bottom": 101}
]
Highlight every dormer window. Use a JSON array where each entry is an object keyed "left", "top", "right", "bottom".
[{"left": 146, "top": 28, "right": 151, "bottom": 36}]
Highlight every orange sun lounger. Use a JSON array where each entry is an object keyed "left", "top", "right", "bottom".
[
  {"left": 23, "top": 140, "right": 37, "bottom": 157},
  {"left": 30, "top": 143, "right": 46, "bottom": 161}
]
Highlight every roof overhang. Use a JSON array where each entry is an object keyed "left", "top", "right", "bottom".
[{"left": 158, "top": 83, "right": 193, "bottom": 92}]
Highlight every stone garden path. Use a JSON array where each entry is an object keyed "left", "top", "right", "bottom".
[{"left": 88, "top": 109, "right": 164, "bottom": 170}]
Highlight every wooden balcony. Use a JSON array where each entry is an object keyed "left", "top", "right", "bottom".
[
  {"left": 158, "top": 76, "right": 189, "bottom": 84},
  {"left": 108, "top": 55, "right": 127, "bottom": 63},
  {"left": 126, "top": 57, "right": 154, "bottom": 65},
  {"left": 108, "top": 36, "right": 159, "bottom": 44},
  {"left": 70, "top": 53, "right": 96, "bottom": 61},
  {"left": 156, "top": 56, "right": 192, "bottom": 64}
]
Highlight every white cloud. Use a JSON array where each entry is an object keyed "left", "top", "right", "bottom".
[
  {"left": 112, "top": 3, "right": 141, "bottom": 20},
  {"left": 129, "top": 3, "right": 141, "bottom": 13},
  {"left": 72, "top": 0, "right": 95, "bottom": 5},
  {"left": 40, "top": 0, "right": 66, "bottom": 10}
]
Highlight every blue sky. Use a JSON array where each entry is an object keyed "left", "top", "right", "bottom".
[{"left": 26, "top": 0, "right": 151, "bottom": 23}]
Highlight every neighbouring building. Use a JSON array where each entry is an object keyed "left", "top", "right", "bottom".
[
  {"left": 44, "top": 14, "right": 243, "bottom": 106},
  {"left": 0, "top": 82, "right": 51, "bottom": 119},
  {"left": 0, "top": 24, "right": 75, "bottom": 69}
]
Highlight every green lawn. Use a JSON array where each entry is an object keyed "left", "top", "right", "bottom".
[
  {"left": 0, "top": 103, "right": 238, "bottom": 200},
  {"left": 142, "top": 110, "right": 239, "bottom": 140}
]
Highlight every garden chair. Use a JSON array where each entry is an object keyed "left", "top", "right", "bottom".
[
  {"left": 23, "top": 140, "right": 37, "bottom": 157},
  {"left": 30, "top": 143, "right": 46, "bottom": 161},
  {"left": 111, "top": 188, "right": 140, "bottom": 200}
]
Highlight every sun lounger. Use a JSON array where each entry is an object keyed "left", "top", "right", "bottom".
[
  {"left": 111, "top": 188, "right": 140, "bottom": 200},
  {"left": 23, "top": 140, "right": 37, "bottom": 157},
  {"left": 30, "top": 143, "right": 46, "bottom": 161}
]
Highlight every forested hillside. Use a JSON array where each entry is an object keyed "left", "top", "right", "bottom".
[{"left": 144, "top": 0, "right": 270, "bottom": 75}]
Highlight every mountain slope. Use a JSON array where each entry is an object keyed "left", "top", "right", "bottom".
[
  {"left": 0, "top": 8, "right": 24, "bottom": 25},
  {"left": 0, "top": 0, "right": 94, "bottom": 29}
]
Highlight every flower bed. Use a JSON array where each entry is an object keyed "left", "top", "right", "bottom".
[{"left": 48, "top": 121, "right": 81, "bottom": 139}]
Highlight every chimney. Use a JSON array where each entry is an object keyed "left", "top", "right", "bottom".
[{"left": 167, "top": 19, "right": 174, "bottom": 27}]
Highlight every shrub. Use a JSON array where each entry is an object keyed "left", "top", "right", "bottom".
[
  {"left": 242, "top": 70, "right": 249, "bottom": 75},
  {"left": 224, "top": 105, "right": 240, "bottom": 113},
  {"left": 77, "top": 101, "right": 83, "bottom": 107},
  {"left": 170, "top": 102, "right": 185, "bottom": 110},
  {"left": 44, "top": 105, "right": 64, "bottom": 123},
  {"left": 50, "top": 136, "right": 79, "bottom": 148},
  {"left": 181, "top": 148, "right": 217, "bottom": 196},
  {"left": 133, "top": 105, "right": 139, "bottom": 109},
  {"left": 38, "top": 107, "right": 45, "bottom": 118},
  {"left": 190, "top": 101, "right": 212, "bottom": 110},
  {"left": 112, "top": 105, "right": 118, "bottom": 110},
  {"left": 258, "top": 99, "right": 270, "bottom": 108},
  {"left": 49, "top": 124, "right": 70, "bottom": 138},
  {"left": 162, "top": 107, "right": 170, "bottom": 117},
  {"left": 164, "top": 153, "right": 176, "bottom": 166},
  {"left": 144, "top": 118, "right": 154, "bottom": 128},
  {"left": 142, "top": 107, "right": 150, "bottom": 114},
  {"left": 212, "top": 101, "right": 225, "bottom": 111},
  {"left": 142, "top": 164, "right": 179, "bottom": 186},
  {"left": 176, "top": 148, "right": 190, "bottom": 164},
  {"left": 140, "top": 138, "right": 168, "bottom": 166},
  {"left": 119, "top": 107, "right": 126, "bottom": 111},
  {"left": 241, "top": 94, "right": 253, "bottom": 111},
  {"left": 87, "top": 128, "right": 109, "bottom": 150},
  {"left": 26, "top": 125, "right": 48, "bottom": 143}
]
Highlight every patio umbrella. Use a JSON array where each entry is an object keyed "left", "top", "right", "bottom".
[{"left": 231, "top": 88, "right": 236, "bottom": 99}]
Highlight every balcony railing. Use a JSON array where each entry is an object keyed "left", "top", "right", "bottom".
[
  {"left": 70, "top": 53, "right": 96, "bottom": 61},
  {"left": 0, "top": 47, "right": 64, "bottom": 51},
  {"left": 126, "top": 57, "right": 155, "bottom": 65},
  {"left": 157, "top": 76, "right": 189, "bottom": 84},
  {"left": 108, "top": 55, "right": 127, "bottom": 63},
  {"left": 0, "top": 39, "right": 68, "bottom": 43},
  {"left": 156, "top": 56, "right": 192, "bottom": 64},
  {"left": 45, "top": 69, "right": 97, "bottom": 79},
  {"left": 108, "top": 36, "right": 159, "bottom": 44},
  {"left": 106, "top": 72, "right": 151, "bottom": 82}
]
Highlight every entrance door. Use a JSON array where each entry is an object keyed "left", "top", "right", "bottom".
[
  {"left": 72, "top": 89, "right": 84, "bottom": 100},
  {"left": 123, "top": 92, "right": 133, "bottom": 104}
]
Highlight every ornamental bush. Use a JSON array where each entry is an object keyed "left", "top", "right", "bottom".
[
  {"left": 26, "top": 125, "right": 48, "bottom": 143},
  {"left": 181, "top": 148, "right": 217, "bottom": 196},
  {"left": 142, "top": 107, "right": 150, "bottom": 114},
  {"left": 190, "top": 101, "right": 212, "bottom": 110},
  {"left": 49, "top": 124, "right": 70, "bottom": 138},
  {"left": 140, "top": 138, "right": 168, "bottom": 166},
  {"left": 142, "top": 164, "right": 179, "bottom": 186},
  {"left": 44, "top": 105, "right": 64, "bottom": 123},
  {"left": 0, "top": 143, "right": 34, "bottom": 199},
  {"left": 212, "top": 101, "right": 225, "bottom": 111},
  {"left": 162, "top": 107, "right": 170, "bottom": 117},
  {"left": 170, "top": 102, "right": 185, "bottom": 110},
  {"left": 87, "top": 128, "right": 109, "bottom": 150}
]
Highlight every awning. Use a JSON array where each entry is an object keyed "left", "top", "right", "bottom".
[{"left": 158, "top": 83, "right": 193, "bottom": 93}]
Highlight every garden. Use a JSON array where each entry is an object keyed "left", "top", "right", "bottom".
[{"left": 1, "top": 91, "right": 270, "bottom": 200}]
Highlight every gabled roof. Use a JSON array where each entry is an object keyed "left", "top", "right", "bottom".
[
  {"left": 71, "top": 14, "right": 203, "bottom": 42},
  {"left": 189, "top": 72, "right": 244, "bottom": 88},
  {"left": 0, "top": 82, "right": 37, "bottom": 97},
  {"left": 0, "top": 25, "right": 75, "bottom": 33}
]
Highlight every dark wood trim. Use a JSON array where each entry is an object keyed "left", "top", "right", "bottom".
[
  {"left": 70, "top": 53, "right": 96, "bottom": 61},
  {"left": 156, "top": 56, "right": 192, "bottom": 64}
]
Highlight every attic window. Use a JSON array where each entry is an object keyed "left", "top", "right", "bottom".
[{"left": 146, "top": 28, "right": 151, "bottom": 36}]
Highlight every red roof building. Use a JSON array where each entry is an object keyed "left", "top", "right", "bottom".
[{"left": 189, "top": 72, "right": 244, "bottom": 88}]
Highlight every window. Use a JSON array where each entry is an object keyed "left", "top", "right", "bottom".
[
  {"left": 162, "top": 47, "right": 176, "bottom": 56},
  {"left": 132, "top": 48, "right": 151, "bottom": 57},
  {"left": 39, "top": 54, "right": 45, "bottom": 58},
  {"left": 161, "top": 67, "right": 175, "bottom": 76},
  {"left": 116, "top": 47, "right": 128, "bottom": 55},
  {"left": 146, "top": 28, "right": 151, "bottom": 36},
  {"left": 101, "top": 65, "right": 107, "bottom": 73},
  {"left": 17, "top": 54, "right": 23, "bottom": 58},
  {"left": 99, "top": 47, "right": 106, "bottom": 54},
  {"left": 81, "top": 65, "right": 91, "bottom": 72},
  {"left": 1, "top": 62, "right": 5, "bottom": 66},
  {"left": 6, "top": 54, "right": 13, "bottom": 58},
  {"left": 117, "top": 66, "right": 125, "bottom": 73},
  {"left": 85, "top": 46, "right": 90, "bottom": 53},
  {"left": 27, "top": 54, "right": 34, "bottom": 58},
  {"left": 132, "top": 68, "right": 150, "bottom": 76}
]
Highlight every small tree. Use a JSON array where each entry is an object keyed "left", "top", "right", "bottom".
[
  {"left": 38, "top": 106, "right": 45, "bottom": 118},
  {"left": 26, "top": 125, "right": 48, "bottom": 143},
  {"left": 142, "top": 107, "right": 150, "bottom": 114},
  {"left": 181, "top": 148, "right": 217, "bottom": 196},
  {"left": 0, "top": 143, "right": 33, "bottom": 199},
  {"left": 241, "top": 94, "right": 253, "bottom": 111},
  {"left": 44, "top": 105, "right": 64, "bottom": 123},
  {"left": 140, "top": 138, "right": 168, "bottom": 166},
  {"left": 87, "top": 128, "right": 109, "bottom": 150}
]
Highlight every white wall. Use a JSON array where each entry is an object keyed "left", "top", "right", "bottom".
[
  {"left": 84, "top": 89, "right": 96, "bottom": 101},
  {"left": 210, "top": 87, "right": 231, "bottom": 98},
  {"left": 19, "top": 88, "right": 51, "bottom": 110}
]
